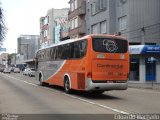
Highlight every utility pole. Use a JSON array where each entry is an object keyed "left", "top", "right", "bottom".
[{"left": 141, "top": 27, "right": 145, "bottom": 45}]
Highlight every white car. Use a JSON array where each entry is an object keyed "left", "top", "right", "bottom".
[
  {"left": 28, "top": 68, "right": 36, "bottom": 77},
  {"left": 3, "top": 68, "right": 11, "bottom": 74},
  {"left": 13, "top": 68, "right": 20, "bottom": 73},
  {"left": 23, "top": 68, "right": 30, "bottom": 75}
]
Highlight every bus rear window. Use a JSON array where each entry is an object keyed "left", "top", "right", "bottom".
[{"left": 92, "top": 38, "right": 128, "bottom": 53}]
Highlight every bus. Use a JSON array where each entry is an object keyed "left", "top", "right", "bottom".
[{"left": 35, "top": 34, "right": 130, "bottom": 94}]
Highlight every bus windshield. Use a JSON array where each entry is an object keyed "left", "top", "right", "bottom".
[{"left": 92, "top": 37, "right": 128, "bottom": 53}]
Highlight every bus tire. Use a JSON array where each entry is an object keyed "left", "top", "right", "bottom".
[{"left": 64, "top": 77, "right": 71, "bottom": 94}]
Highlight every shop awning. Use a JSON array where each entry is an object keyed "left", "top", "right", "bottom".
[{"left": 129, "top": 45, "right": 160, "bottom": 55}]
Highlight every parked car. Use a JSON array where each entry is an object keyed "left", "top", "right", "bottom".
[
  {"left": 11, "top": 67, "right": 15, "bottom": 72},
  {"left": 0, "top": 67, "right": 4, "bottom": 72},
  {"left": 23, "top": 68, "right": 30, "bottom": 75},
  {"left": 3, "top": 68, "right": 11, "bottom": 73},
  {"left": 28, "top": 68, "right": 36, "bottom": 77},
  {"left": 13, "top": 67, "right": 20, "bottom": 73}
]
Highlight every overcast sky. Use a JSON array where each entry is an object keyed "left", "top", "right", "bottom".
[{"left": 1, "top": 0, "right": 69, "bottom": 53}]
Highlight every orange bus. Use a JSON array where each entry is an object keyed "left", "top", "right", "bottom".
[{"left": 35, "top": 34, "right": 130, "bottom": 94}]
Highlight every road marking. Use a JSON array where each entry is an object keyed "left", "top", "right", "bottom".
[
  {"left": 1, "top": 73, "right": 130, "bottom": 114},
  {"left": 64, "top": 93, "right": 129, "bottom": 114},
  {"left": 1, "top": 73, "right": 38, "bottom": 87}
]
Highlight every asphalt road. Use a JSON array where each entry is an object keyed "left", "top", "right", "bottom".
[{"left": 0, "top": 72, "right": 160, "bottom": 117}]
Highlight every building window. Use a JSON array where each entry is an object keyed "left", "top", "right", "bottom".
[
  {"left": 44, "top": 30, "right": 48, "bottom": 37},
  {"left": 118, "top": 16, "right": 127, "bottom": 31},
  {"left": 92, "top": 24, "right": 99, "bottom": 34},
  {"left": 71, "top": 2, "right": 74, "bottom": 11},
  {"left": 96, "top": 0, "right": 100, "bottom": 13},
  {"left": 71, "top": 19, "right": 74, "bottom": 29},
  {"left": 74, "top": 17, "right": 78, "bottom": 28},
  {"left": 47, "top": 16, "right": 49, "bottom": 23},
  {"left": 70, "top": 0, "right": 77, "bottom": 11},
  {"left": 74, "top": 0, "right": 77, "bottom": 10},
  {"left": 70, "top": 17, "right": 78, "bottom": 30},
  {"left": 91, "top": 0, "right": 107, "bottom": 15},
  {"left": 100, "top": 0, "right": 107, "bottom": 10},
  {"left": 100, "top": 0, "right": 103, "bottom": 10},
  {"left": 91, "top": 2, "right": 96, "bottom": 15},
  {"left": 100, "top": 20, "right": 107, "bottom": 34},
  {"left": 44, "top": 17, "right": 48, "bottom": 25}
]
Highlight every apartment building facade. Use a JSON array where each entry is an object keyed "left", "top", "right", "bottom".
[
  {"left": 86, "top": 0, "right": 116, "bottom": 34},
  {"left": 86, "top": 0, "right": 160, "bottom": 83},
  {"left": 68, "top": 0, "right": 86, "bottom": 38},
  {"left": 55, "top": 16, "right": 70, "bottom": 43},
  {"left": 116, "top": 0, "right": 160, "bottom": 83},
  {"left": 116, "top": 0, "right": 160, "bottom": 45},
  {"left": 17, "top": 35, "right": 39, "bottom": 67},
  {"left": 0, "top": 53, "right": 8, "bottom": 66},
  {"left": 40, "top": 8, "right": 69, "bottom": 48}
]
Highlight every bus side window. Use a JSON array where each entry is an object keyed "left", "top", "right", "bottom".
[
  {"left": 75, "top": 47, "right": 80, "bottom": 58},
  {"left": 73, "top": 42, "right": 80, "bottom": 58},
  {"left": 46, "top": 48, "right": 50, "bottom": 60},
  {"left": 74, "top": 41, "right": 82, "bottom": 58},
  {"left": 58, "top": 45, "right": 63, "bottom": 60},
  {"left": 70, "top": 43, "right": 74, "bottom": 58},
  {"left": 60, "top": 44, "right": 70, "bottom": 60},
  {"left": 50, "top": 47, "right": 55, "bottom": 60},
  {"left": 61, "top": 45, "right": 66, "bottom": 59},
  {"left": 66, "top": 44, "right": 71, "bottom": 59},
  {"left": 54, "top": 47, "right": 58, "bottom": 60},
  {"left": 80, "top": 40, "right": 87, "bottom": 57},
  {"left": 35, "top": 57, "right": 38, "bottom": 70},
  {"left": 41, "top": 50, "right": 45, "bottom": 61}
]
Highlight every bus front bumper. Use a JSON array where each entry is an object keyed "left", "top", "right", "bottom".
[{"left": 86, "top": 79, "right": 128, "bottom": 91}]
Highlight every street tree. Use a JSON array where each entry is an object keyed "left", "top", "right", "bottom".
[{"left": 0, "top": 2, "right": 7, "bottom": 47}]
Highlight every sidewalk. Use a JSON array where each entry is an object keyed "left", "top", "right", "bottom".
[{"left": 128, "top": 82, "right": 160, "bottom": 91}]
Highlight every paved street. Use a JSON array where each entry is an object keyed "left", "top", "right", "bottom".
[{"left": 0, "top": 72, "right": 160, "bottom": 115}]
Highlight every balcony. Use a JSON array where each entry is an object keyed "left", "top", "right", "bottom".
[
  {"left": 68, "top": 1, "right": 86, "bottom": 20},
  {"left": 69, "top": 23, "right": 86, "bottom": 37},
  {"left": 61, "top": 32, "right": 69, "bottom": 40},
  {"left": 79, "top": 22, "right": 86, "bottom": 35},
  {"left": 40, "top": 24, "right": 48, "bottom": 31}
]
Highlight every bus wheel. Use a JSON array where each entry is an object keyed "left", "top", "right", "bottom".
[{"left": 64, "top": 77, "right": 71, "bottom": 94}]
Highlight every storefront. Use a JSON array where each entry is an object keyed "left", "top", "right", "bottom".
[{"left": 129, "top": 45, "right": 160, "bottom": 83}]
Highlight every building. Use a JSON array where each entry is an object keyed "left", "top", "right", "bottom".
[
  {"left": 86, "top": 0, "right": 160, "bottom": 83},
  {"left": 54, "top": 16, "right": 70, "bottom": 43},
  {"left": 116, "top": 0, "right": 160, "bottom": 83},
  {"left": 8, "top": 53, "right": 16, "bottom": 66},
  {"left": 86, "top": 0, "right": 116, "bottom": 34},
  {"left": 68, "top": 0, "right": 86, "bottom": 38},
  {"left": 17, "top": 35, "right": 39, "bottom": 68},
  {"left": 0, "top": 53, "right": 8, "bottom": 66},
  {"left": 40, "top": 8, "right": 69, "bottom": 48}
]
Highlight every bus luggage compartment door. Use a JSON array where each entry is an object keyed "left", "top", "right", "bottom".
[{"left": 92, "top": 60, "right": 128, "bottom": 81}]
